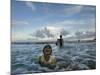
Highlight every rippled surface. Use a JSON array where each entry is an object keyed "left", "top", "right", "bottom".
[{"left": 11, "top": 42, "right": 96, "bottom": 75}]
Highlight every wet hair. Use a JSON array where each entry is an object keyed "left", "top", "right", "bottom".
[
  {"left": 43, "top": 45, "right": 52, "bottom": 55},
  {"left": 60, "top": 35, "right": 62, "bottom": 38}
]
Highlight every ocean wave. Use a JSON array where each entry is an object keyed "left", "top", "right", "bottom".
[{"left": 11, "top": 42, "right": 96, "bottom": 74}]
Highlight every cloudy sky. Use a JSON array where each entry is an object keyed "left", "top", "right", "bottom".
[{"left": 11, "top": 0, "right": 96, "bottom": 42}]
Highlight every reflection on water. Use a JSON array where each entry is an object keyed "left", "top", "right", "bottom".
[{"left": 11, "top": 42, "right": 96, "bottom": 75}]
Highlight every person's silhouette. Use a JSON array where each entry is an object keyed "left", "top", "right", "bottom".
[{"left": 56, "top": 35, "right": 64, "bottom": 48}]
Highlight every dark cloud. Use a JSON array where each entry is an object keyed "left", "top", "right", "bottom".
[
  {"left": 75, "top": 31, "right": 95, "bottom": 39},
  {"left": 34, "top": 28, "right": 70, "bottom": 39},
  {"left": 43, "top": 27, "right": 54, "bottom": 38},
  {"left": 75, "top": 31, "right": 83, "bottom": 37},
  {"left": 35, "top": 30, "right": 45, "bottom": 38},
  {"left": 84, "top": 31, "right": 96, "bottom": 38},
  {"left": 60, "top": 29, "right": 69, "bottom": 36},
  {"left": 30, "top": 27, "right": 95, "bottom": 40},
  {"left": 33, "top": 27, "right": 54, "bottom": 38}
]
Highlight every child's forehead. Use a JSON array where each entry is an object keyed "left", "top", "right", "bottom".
[
  {"left": 45, "top": 47, "right": 51, "bottom": 49},
  {"left": 45, "top": 48, "right": 51, "bottom": 50}
]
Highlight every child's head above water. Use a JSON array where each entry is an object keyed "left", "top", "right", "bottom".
[
  {"left": 43, "top": 45, "right": 52, "bottom": 55},
  {"left": 39, "top": 44, "right": 56, "bottom": 67}
]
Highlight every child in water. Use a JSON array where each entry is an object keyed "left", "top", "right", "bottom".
[{"left": 39, "top": 45, "right": 56, "bottom": 69}]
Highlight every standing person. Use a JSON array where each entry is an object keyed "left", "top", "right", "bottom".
[
  {"left": 59, "top": 35, "right": 64, "bottom": 47},
  {"left": 39, "top": 45, "right": 56, "bottom": 69},
  {"left": 56, "top": 35, "right": 64, "bottom": 48}
]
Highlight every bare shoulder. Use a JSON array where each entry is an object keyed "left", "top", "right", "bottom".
[
  {"left": 51, "top": 55, "right": 56, "bottom": 59},
  {"left": 50, "top": 55, "right": 56, "bottom": 64}
]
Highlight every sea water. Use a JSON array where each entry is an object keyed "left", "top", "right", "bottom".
[{"left": 11, "top": 42, "right": 96, "bottom": 75}]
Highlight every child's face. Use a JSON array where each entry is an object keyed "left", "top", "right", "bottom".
[{"left": 44, "top": 48, "right": 52, "bottom": 55}]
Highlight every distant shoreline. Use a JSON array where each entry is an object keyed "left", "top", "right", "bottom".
[{"left": 11, "top": 39, "right": 96, "bottom": 44}]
